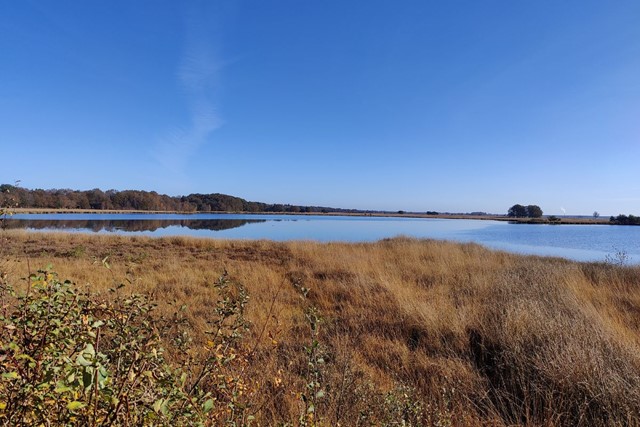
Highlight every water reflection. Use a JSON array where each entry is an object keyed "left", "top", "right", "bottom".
[
  {"left": 4, "top": 214, "right": 639, "bottom": 264},
  {"left": 4, "top": 218, "right": 265, "bottom": 233}
]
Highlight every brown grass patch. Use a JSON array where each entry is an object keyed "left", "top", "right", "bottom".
[{"left": 2, "top": 231, "right": 640, "bottom": 425}]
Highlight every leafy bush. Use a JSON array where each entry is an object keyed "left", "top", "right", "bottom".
[{"left": 0, "top": 267, "right": 251, "bottom": 426}]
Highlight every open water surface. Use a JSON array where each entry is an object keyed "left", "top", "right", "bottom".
[{"left": 6, "top": 213, "right": 640, "bottom": 264}]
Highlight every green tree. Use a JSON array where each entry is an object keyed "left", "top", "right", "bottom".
[
  {"left": 526, "top": 205, "right": 543, "bottom": 218},
  {"left": 508, "top": 204, "right": 527, "bottom": 218},
  {"left": 508, "top": 204, "right": 542, "bottom": 218}
]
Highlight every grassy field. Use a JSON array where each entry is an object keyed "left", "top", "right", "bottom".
[{"left": 1, "top": 230, "right": 639, "bottom": 425}]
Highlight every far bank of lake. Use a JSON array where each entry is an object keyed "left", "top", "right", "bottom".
[{"left": 5, "top": 213, "right": 639, "bottom": 264}]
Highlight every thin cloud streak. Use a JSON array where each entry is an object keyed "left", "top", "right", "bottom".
[{"left": 154, "top": 7, "right": 223, "bottom": 188}]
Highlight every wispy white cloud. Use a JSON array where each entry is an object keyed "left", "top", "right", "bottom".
[{"left": 154, "top": 5, "right": 224, "bottom": 187}]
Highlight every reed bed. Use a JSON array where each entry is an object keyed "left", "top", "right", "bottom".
[{"left": 1, "top": 230, "right": 639, "bottom": 426}]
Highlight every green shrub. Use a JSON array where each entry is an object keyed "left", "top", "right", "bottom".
[{"left": 0, "top": 267, "right": 250, "bottom": 426}]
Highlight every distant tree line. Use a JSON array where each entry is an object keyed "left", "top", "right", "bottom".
[
  {"left": 507, "top": 204, "right": 543, "bottom": 218},
  {"left": 609, "top": 214, "right": 640, "bottom": 225},
  {"left": 0, "top": 184, "right": 370, "bottom": 214}
]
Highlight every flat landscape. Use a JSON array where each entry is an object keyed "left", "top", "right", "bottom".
[
  {"left": 9, "top": 207, "right": 613, "bottom": 225},
  {"left": 3, "top": 2, "right": 639, "bottom": 425},
  {"left": 2, "top": 230, "right": 639, "bottom": 425}
]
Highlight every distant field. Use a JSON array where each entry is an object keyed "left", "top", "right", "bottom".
[{"left": 2, "top": 231, "right": 639, "bottom": 425}]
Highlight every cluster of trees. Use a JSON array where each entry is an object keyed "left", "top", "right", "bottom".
[
  {"left": 507, "top": 204, "right": 543, "bottom": 218},
  {"left": 0, "top": 184, "right": 364, "bottom": 214},
  {"left": 0, "top": 185, "right": 189, "bottom": 211},
  {"left": 610, "top": 214, "right": 640, "bottom": 225},
  {"left": 182, "top": 193, "right": 334, "bottom": 213}
]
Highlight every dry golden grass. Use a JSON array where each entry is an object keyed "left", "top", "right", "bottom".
[{"left": 2, "top": 230, "right": 640, "bottom": 426}]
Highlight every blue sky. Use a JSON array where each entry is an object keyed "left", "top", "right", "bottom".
[{"left": 1, "top": 1, "right": 639, "bottom": 215}]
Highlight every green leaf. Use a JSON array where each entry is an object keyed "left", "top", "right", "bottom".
[
  {"left": 82, "top": 343, "right": 96, "bottom": 358},
  {"left": 160, "top": 399, "right": 169, "bottom": 415},
  {"left": 76, "top": 354, "right": 92, "bottom": 367},
  {"left": 180, "top": 372, "right": 187, "bottom": 387},
  {"left": 97, "top": 366, "right": 109, "bottom": 388},
  {"left": 153, "top": 398, "right": 164, "bottom": 414},
  {"left": 91, "top": 320, "right": 104, "bottom": 328},
  {"left": 76, "top": 343, "right": 95, "bottom": 366},
  {"left": 67, "top": 401, "right": 86, "bottom": 411},
  {"left": 203, "top": 398, "right": 214, "bottom": 413},
  {"left": 54, "top": 381, "right": 73, "bottom": 393},
  {"left": 82, "top": 369, "right": 94, "bottom": 389},
  {"left": 1, "top": 372, "right": 19, "bottom": 380}
]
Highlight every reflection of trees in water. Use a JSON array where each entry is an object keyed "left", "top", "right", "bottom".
[{"left": 4, "top": 219, "right": 266, "bottom": 233}]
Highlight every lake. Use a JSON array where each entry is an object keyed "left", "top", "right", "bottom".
[{"left": 5, "top": 213, "right": 640, "bottom": 264}]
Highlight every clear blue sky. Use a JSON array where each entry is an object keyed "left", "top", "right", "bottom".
[{"left": 1, "top": 1, "right": 639, "bottom": 215}]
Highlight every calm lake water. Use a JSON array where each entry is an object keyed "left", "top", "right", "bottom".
[{"left": 6, "top": 213, "right": 640, "bottom": 264}]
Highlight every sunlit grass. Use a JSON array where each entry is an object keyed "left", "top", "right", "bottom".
[{"left": 2, "top": 230, "right": 640, "bottom": 425}]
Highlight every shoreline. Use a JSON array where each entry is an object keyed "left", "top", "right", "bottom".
[{"left": 7, "top": 208, "right": 612, "bottom": 225}]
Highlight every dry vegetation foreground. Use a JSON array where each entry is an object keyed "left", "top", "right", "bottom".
[{"left": 1, "top": 231, "right": 640, "bottom": 426}]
